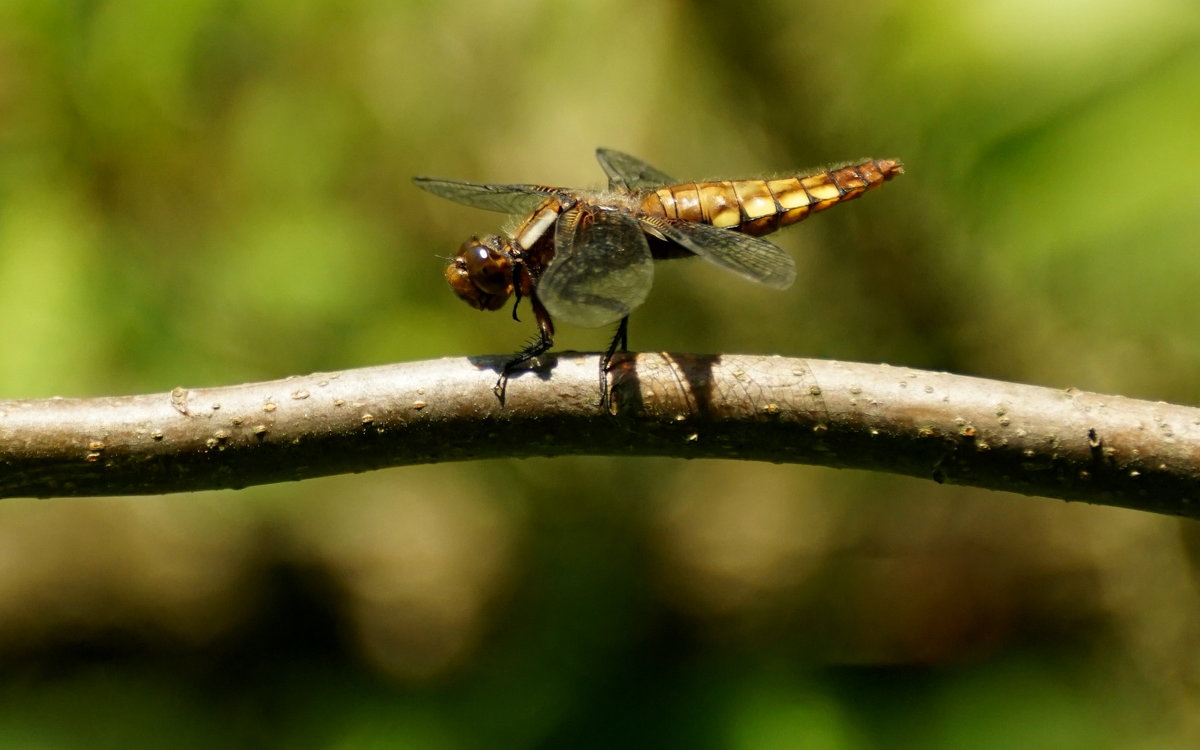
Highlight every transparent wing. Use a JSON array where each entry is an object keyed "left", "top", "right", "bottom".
[
  {"left": 538, "top": 207, "right": 654, "bottom": 328},
  {"left": 642, "top": 215, "right": 796, "bottom": 289},
  {"left": 413, "top": 177, "right": 553, "bottom": 214},
  {"left": 595, "top": 148, "right": 677, "bottom": 192}
]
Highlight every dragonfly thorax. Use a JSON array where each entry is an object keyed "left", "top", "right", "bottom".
[{"left": 446, "top": 235, "right": 516, "bottom": 312}]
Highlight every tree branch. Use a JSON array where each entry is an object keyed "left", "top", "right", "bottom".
[{"left": 2, "top": 353, "right": 1198, "bottom": 517}]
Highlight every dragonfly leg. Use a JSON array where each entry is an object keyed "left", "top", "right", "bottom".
[
  {"left": 494, "top": 296, "right": 555, "bottom": 404},
  {"left": 598, "top": 316, "right": 630, "bottom": 409},
  {"left": 509, "top": 268, "right": 525, "bottom": 322}
]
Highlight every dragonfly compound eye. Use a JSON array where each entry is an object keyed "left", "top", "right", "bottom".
[{"left": 446, "top": 236, "right": 514, "bottom": 311}]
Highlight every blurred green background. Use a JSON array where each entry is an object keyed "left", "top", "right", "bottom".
[{"left": 2, "top": 0, "right": 1199, "bottom": 747}]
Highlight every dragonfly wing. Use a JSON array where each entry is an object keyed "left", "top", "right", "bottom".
[
  {"left": 413, "top": 177, "right": 552, "bottom": 214},
  {"left": 538, "top": 207, "right": 654, "bottom": 328},
  {"left": 595, "top": 149, "right": 677, "bottom": 192},
  {"left": 642, "top": 216, "right": 797, "bottom": 290}
]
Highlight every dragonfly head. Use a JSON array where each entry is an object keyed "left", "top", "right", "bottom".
[{"left": 446, "top": 235, "right": 516, "bottom": 312}]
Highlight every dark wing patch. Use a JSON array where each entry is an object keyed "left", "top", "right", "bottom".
[
  {"left": 538, "top": 207, "right": 654, "bottom": 328},
  {"left": 641, "top": 215, "right": 796, "bottom": 290},
  {"left": 413, "top": 177, "right": 552, "bottom": 214},
  {"left": 595, "top": 149, "right": 677, "bottom": 192}
]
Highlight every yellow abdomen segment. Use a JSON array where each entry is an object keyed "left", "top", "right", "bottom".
[{"left": 641, "top": 158, "right": 902, "bottom": 236}]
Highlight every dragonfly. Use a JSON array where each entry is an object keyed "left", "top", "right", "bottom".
[{"left": 414, "top": 148, "right": 903, "bottom": 405}]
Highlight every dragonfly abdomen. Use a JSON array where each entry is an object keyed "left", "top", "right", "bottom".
[{"left": 642, "top": 158, "right": 902, "bottom": 237}]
